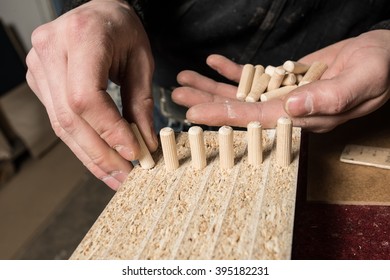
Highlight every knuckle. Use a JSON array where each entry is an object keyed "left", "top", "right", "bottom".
[
  {"left": 143, "top": 96, "right": 154, "bottom": 111},
  {"left": 131, "top": 96, "right": 154, "bottom": 116},
  {"left": 99, "top": 130, "right": 116, "bottom": 144},
  {"left": 55, "top": 110, "right": 76, "bottom": 133},
  {"left": 50, "top": 119, "right": 65, "bottom": 138},
  {"left": 25, "top": 50, "right": 42, "bottom": 76},
  {"left": 25, "top": 51, "right": 35, "bottom": 69},
  {"left": 99, "top": 118, "right": 124, "bottom": 143},
  {"left": 333, "top": 92, "right": 351, "bottom": 114},
  {"left": 84, "top": 153, "right": 106, "bottom": 172},
  {"left": 316, "top": 86, "right": 351, "bottom": 115},
  {"left": 25, "top": 72, "right": 36, "bottom": 92},
  {"left": 68, "top": 90, "right": 89, "bottom": 115},
  {"left": 31, "top": 25, "right": 51, "bottom": 52},
  {"left": 66, "top": 14, "right": 87, "bottom": 39},
  {"left": 65, "top": 11, "right": 98, "bottom": 42}
]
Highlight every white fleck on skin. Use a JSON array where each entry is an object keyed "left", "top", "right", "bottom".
[{"left": 224, "top": 102, "right": 239, "bottom": 119}]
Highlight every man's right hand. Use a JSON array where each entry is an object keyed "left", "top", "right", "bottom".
[{"left": 26, "top": 0, "right": 158, "bottom": 190}]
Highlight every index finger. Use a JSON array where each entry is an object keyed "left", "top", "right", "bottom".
[
  {"left": 186, "top": 99, "right": 288, "bottom": 128},
  {"left": 120, "top": 37, "right": 158, "bottom": 152},
  {"left": 66, "top": 33, "right": 143, "bottom": 161}
]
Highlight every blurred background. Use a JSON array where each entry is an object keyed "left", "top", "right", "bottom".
[{"left": 0, "top": 0, "right": 114, "bottom": 260}]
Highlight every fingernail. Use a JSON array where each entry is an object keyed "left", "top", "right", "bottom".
[
  {"left": 285, "top": 93, "right": 313, "bottom": 116},
  {"left": 114, "top": 145, "right": 135, "bottom": 161}
]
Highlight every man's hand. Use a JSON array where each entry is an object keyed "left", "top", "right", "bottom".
[
  {"left": 26, "top": 0, "right": 158, "bottom": 190},
  {"left": 172, "top": 30, "right": 390, "bottom": 133}
]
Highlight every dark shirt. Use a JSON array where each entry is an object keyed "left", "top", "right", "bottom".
[
  {"left": 67, "top": 0, "right": 390, "bottom": 88},
  {"left": 135, "top": 0, "right": 390, "bottom": 87}
]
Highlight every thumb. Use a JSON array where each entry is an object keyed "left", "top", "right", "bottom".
[{"left": 284, "top": 67, "right": 372, "bottom": 117}]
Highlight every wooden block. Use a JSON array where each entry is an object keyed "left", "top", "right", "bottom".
[{"left": 70, "top": 127, "right": 301, "bottom": 260}]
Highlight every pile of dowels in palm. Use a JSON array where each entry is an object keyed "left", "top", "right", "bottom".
[{"left": 236, "top": 61, "right": 328, "bottom": 102}]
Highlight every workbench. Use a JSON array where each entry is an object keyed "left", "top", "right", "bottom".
[
  {"left": 293, "top": 101, "right": 390, "bottom": 259},
  {"left": 71, "top": 127, "right": 301, "bottom": 260},
  {"left": 68, "top": 102, "right": 390, "bottom": 260}
]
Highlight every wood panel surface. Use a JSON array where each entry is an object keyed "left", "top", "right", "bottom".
[{"left": 71, "top": 128, "right": 301, "bottom": 260}]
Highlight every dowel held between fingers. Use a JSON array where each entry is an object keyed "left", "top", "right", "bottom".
[
  {"left": 188, "top": 126, "right": 207, "bottom": 170},
  {"left": 130, "top": 123, "right": 155, "bottom": 169},
  {"left": 160, "top": 127, "right": 179, "bottom": 171}
]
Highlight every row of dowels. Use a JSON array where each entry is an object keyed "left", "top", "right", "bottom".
[
  {"left": 131, "top": 117, "right": 294, "bottom": 172},
  {"left": 236, "top": 60, "right": 328, "bottom": 102}
]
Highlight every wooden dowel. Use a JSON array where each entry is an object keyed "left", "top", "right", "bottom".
[
  {"left": 245, "top": 73, "right": 271, "bottom": 102},
  {"left": 298, "top": 61, "right": 328, "bottom": 86},
  {"left": 236, "top": 64, "right": 255, "bottom": 101},
  {"left": 130, "top": 123, "right": 155, "bottom": 169},
  {"left": 281, "top": 73, "right": 297, "bottom": 86},
  {"left": 283, "top": 60, "right": 310, "bottom": 74},
  {"left": 267, "top": 67, "right": 286, "bottom": 91},
  {"left": 218, "top": 126, "right": 234, "bottom": 169},
  {"left": 247, "top": 121, "right": 263, "bottom": 166},
  {"left": 160, "top": 127, "right": 179, "bottom": 171},
  {"left": 260, "top": 85, "right": 298, "bottom": 102},
  {"left": 188, "top": 126, "right": 207, "bottom": 170},
  {"left": 265, "top": 65, "right": 276, "bottom": 76},
  {"left": 296, "top": 74, "right": 304, "bottom": 84},
  {"left": 276, "top": 117, "right": 292, "bottom": 166},
  {"left": 253, "top": 64, "right": 265, "bottom": 76}
]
